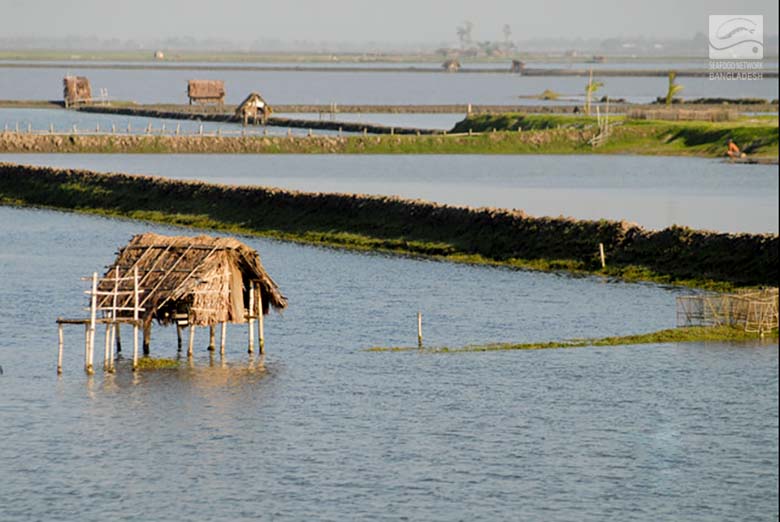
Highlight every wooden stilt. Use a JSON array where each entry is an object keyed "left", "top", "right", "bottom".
[
  {"left": 208, "top": 325, "right": 216, "bottom": 351},
  {"left": 132, "top": 267, "right": 139, "bottom": 371},
  {"left": 220, "top": 321, "right": 227, "bottom": 356},
  {"left": 187, "top": 324, "right": 195, "bottom": 357},
  {"left": 599, "top": 243, "right": 606, "bottom": 269},
  {"left": 111, "top": 266, "right": 119, "bottom": 362},
  {"left": 103, "top": 323, "right": 111, "bottom": 371},
  {"left": 84, "top": 324, "right": 90, "bottom": 372},
  {"left": 143, "top": 321, "right": 151, "bottom": 355},
  {"left": 417, "top": 311, "right": 423, "bottom": 348},
  {"left": 108, "top": 323, "right": 116, "bottom": 372},
  {"left": 258, "top": 290, "right": 265, "bottom": 354},
  {"left": 177, "top": 325, "right": 183, "bottom": 352},
  {"left": 57, "top": 323, "right": 64, "bottom": 375},
  {"left": 115, "top": 323, "right": 121, "bottom": 353},
  {"left": 247, "top": 284, "right": 255, "bottom": 354},
  {"left": 87, "top": 272, "right": 97, "bottom": 374}
]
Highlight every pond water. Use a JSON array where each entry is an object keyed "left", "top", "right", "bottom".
[
  {"left": 2, "top": 153, "right": 776, "bottom": 234},
  {"left": 275, "top": 112, "right": 465, "bottom": 130},
  {"left": 0, "top": 205, "right": 776, "bottom": 521},
  {"left": 1, "top": 66, "right": 777, "bottom": 105},
  {"left": 0, "top": 108, "right": 345, "bottom": 137}
]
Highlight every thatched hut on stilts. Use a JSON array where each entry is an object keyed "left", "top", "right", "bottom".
[
  {"left": 56, "top": 233, "right": 287, "bottom": 374},
  {"left": 63, "top": 76, "right": 92, "bottom": 108},
  {"left": 235, "top": 92, "right": 272, "bottom": 126},
  {"left": 187, "top": 79, "right": 226, "bottom": 105}
]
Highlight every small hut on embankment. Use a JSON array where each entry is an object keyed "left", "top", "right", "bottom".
[
  {"left": 187, "top": 79, "right": 226, "bottom": 105},
  {"left": 235, "top": 92, "right": 272, "bottom": 125},
  {"left": 56, "top": 232, "right": 286, "bottom": 374},
  {"left": 442, "top": 59, "right": 461, "bottom": 72},
  {"left": 63, "top": 76, "right": 92, "bottom": 107}
]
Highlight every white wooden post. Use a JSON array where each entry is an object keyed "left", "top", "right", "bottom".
[
  {"left": 247, "top": 284, "right": 255, "bottom": 354},
  {"left": 599, "top": 243, "right": 606, "bottom": 269},
  {"left": 188, "top": 324, "right": 196, "bottom": 357},
  {"left": 103, "top": 323, "right": 111, "bottom": 371},
  {"left": 87, "top": 272, "right": 97, "bottom": 374},
  {"left": 220, "top": 321, "right": 227, "bottom": 356},
  {"left": 417, "top": 311, "right": 423, "bottom": 348},
  {"left": 258, "top": 289, "right": 265, "bottom": 354},
  {"left": 57, "top": 323, "right": 64, "bottom": 374},
  {"left": 132, "top": 267, "right": 139, "bottom": 371}
]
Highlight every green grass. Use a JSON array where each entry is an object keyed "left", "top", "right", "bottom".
[
  {"left": 135, "top": 357, "right": 180, "bottom": 370},
  {"left": 367, "top": 326, "right": 778, "bottom": 353}
]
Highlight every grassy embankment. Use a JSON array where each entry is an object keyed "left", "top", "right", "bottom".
[
  {"left": 1, "top": 113, "right": 776, "bottom": 158},
  {"left": 450, "top": 113, "right": 780, "bottom": 159},
  {"left": 1, "top": 164, "right": 777, "bottom": 291},
  {"left": 367, "top": 325, "right": 778, "bottom": 353}
]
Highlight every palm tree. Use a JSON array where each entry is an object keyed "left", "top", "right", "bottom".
[
  {"left": 665, "top": 71, "right": 684, "bottom": 105},
  {"left": 584, "top": 69, "right": 604, "bottom": 116}
]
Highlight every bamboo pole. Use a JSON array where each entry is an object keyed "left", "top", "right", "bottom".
[
  {"left": 132, "top": 267, "right": 139, "bottom": 371},
  {"left": 220, "top": 321, "right": 227, "bottom": 356},
  {"left": 87, "top": 272, "right": 97, "bottom": 374},
  {"left": 177, "top": 325, "right": 183, "bottom": 352},
  {"left": 115, "top": 323, "right": 121, "bottom": 353},
  {"left": 108, "top": 322, "right": 116, "bottom": 372},
  {"left": 599, "top": 243, "right": 606, "bottom": 269},
  {"left": 103, "top": 323, "right": 111, "bottom": 371},
  {"left": 57, "top": 323, "right": 64, "bottom": 375},
  {"left": 417, "top": 311, "right": 423, "bottom": 348},
  {"left": 258, "top": 290, "right": 265, "bottom": 354},
  {"left": 208, "top": 325, "right": 216, "bottom": 351},
  {"left": 247, "top": 285, "right": 255, "bottom": 354},
  {"left": 188, "top": 324, "right": 196, "bottom": 357},
  {"left": 143, "top": 322, "right": 151, "bottom": 355},
  {"left": 84, "top": 324, "right": 89, "bottom": 371}
]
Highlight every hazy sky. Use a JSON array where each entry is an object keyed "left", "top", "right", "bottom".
[{"left": 1, "top": 0, "right": 778, "bottom": 43}]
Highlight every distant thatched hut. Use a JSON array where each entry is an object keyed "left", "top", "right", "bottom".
[
  {"left": 510, "top": 60, "right": 525, "bottom": 73},
  {"left": 187, "top": 79, "right": 226, "bottom": 105},
  {"left": 99, "top": 232, "right": 286, "bottom": 354},
  {"left": 63, "top": 76, "right": 92, "bottom": 107},
  {"left": 235, "top": 92, "right": 272, "bottom": 125},
  {"left": 442, "top": 59, "right": 461, "bottom": 72}
]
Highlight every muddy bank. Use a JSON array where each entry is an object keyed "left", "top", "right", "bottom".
[
  {"left": 1, "top": 163, "right": 776, "bottom": 287},
  {"left": 74, "top": 106, "right": 439, "bottom": 135}
]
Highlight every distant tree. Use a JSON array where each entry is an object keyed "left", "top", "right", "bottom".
[
  {"left": 665, "top": 71, "right": 684, "bottom": 105},
  {"left": 457, "top": 21, "right": 474, "bottom": 49},
  {"left": 503, "top": 24, "right": 512, "bottom": 49},
  {"left": 584, "top": 69, "right": 604, "bottom": 116}
]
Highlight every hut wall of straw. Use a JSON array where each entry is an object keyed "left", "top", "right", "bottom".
[{"left": 63, "top": 76, "right": 92, "bottom": 106}]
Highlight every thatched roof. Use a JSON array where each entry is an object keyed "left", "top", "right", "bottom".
[
  {"left": 235, "top": 92, "right": 271, "bottom": 115},
  {"left": 187, "top": 80, "right": 225, "bottom": 99},
  {"left": 98, "top": 233, "right": 286, "bottom": 326},
  {"left": 442, "top": 59, "right": 461, "bottom": 71}
]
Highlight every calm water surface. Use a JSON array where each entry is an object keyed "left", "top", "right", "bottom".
[
  {"left": 0, "top": 108, "right": 345, "bottom": 136},
  {"left": 1, "top": 153, "right": 776, "bottom": 233},
  {"left": 1, "top": 67, "right": 777, "bottom": 104},
  {"left": 0, "top": 206, "right": 777, "bottom": 521}
]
